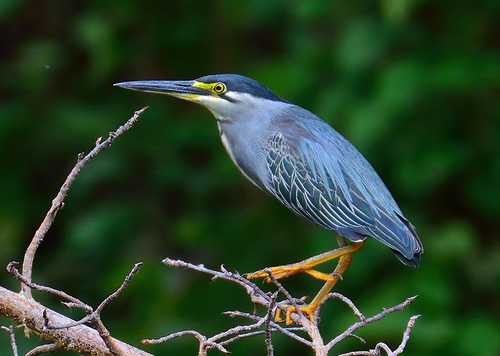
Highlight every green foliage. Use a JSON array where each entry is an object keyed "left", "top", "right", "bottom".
[{"left": 1, "top": 1, "right": 499, "bottom": 355}]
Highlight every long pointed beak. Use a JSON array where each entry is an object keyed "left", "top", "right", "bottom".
[{"left": 114, "top": 80, "right": 209, "bottom": 100}]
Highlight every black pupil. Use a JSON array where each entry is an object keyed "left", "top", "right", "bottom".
[{"left": 215, "top": 84, "right": 223, "bottom": 92}]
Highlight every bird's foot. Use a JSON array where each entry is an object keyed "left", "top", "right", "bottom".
[
  {"left": 275, "top": 301, "right": 317, "bottom": 325},
  {"left": 247, "top": 265, "right": 338, "bottom": 282}
]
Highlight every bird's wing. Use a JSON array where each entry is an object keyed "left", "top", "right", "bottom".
[
  {"left": 265, "top": 129, "right": 421, "bottom": 261},
  {"left": 266, "top": 132, "right": 375, "bottom": 232}
]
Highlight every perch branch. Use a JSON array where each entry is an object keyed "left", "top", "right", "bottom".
[
  {"left": 20, "top": 106, "right": 148, "bottom": 298},
  {"left": 155, "top": 258, "right": 419, "bottom": 356}
]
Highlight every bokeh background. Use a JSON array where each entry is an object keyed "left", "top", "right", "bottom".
[{"left": 1, "top": 1, "right": 499, "bottom": 355}]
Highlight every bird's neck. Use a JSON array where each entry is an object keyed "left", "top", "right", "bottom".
[{"left": 215, "top": 116, "right": 270, "bottom": 191}]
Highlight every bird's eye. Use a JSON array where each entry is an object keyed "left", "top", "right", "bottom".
[{"left": 213, "top": 83, "right": 226, "bottom": 93}]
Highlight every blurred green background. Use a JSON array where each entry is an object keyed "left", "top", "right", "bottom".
[{"left": 1, "top": 1, "right": 499, "bottom": 355}]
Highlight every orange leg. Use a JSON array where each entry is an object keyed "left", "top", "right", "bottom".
[{"left": 248, "top": 238, "right": 365, "bottom": 324}]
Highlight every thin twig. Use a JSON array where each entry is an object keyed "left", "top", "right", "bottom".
[
  {"left": 264, "top": 291, "right": 278, "bottom": 356},
  {"left": 332, "top": 296, "right": 418, "bottom": 353},
  {"left": 142, "top": 317, "right": 265, "bottom": 354},
  {"left": 142, "top": 330, "right": 207, "bottom": 345},
  {"left": 224, "top": 311, "right": 310, "bottom": 346},
  {"left": 219, "top": 329, "right": 270, "bottom": 345},
  {"left": 6, "top": 262, "right": 90, "bottom": 312},
  {"left": 143, "top": 329, "right": 229, "bottom": 355},
  {"left": 87, "top": 263, "right": 143, "bottom": 355},
  {"left": 209, "top": 319, "right": 266, "bottom": 349},
  {"left": 160, "top": 258, "right": 419, "bottom": 355},
  {"left": 163, "top": 259, "right": 272, "bottom": 306},
  {"left": 392, "top": 314, "right": 420, "bottom": 354},
  {"left": 49, "top": 263, "right": 142, "bottom": 355},
  {"left": 1, "top": 326, "right": 18, "bottom": 356},
  {"left": 20, "top": 107, "right": 148, "bottom": 298},
  {"left": 25, "top": 343, "right": 61, "bottom": 356},
  {"left": 263, "top": 269, "right": 309, "bottom": 325},
  {"left": 95, "top": 262, "right": 143, "bottom": 315},
  {"left": 319, "top": 293, "right": 365, "bottom": 321},
  {"left": 10, "top": 259, "right": 143, "bottom": 355}
]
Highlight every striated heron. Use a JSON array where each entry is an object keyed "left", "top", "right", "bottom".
[{"left": 114, "top": 74, "right": 423, "bottom": 323}]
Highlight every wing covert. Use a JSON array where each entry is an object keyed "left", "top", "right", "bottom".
[
  {"left": 264, "top": 131, "right": 422, "bottom": 261},
  {"left": 266, "top": 133, "right": 375, "bottom": 233}
]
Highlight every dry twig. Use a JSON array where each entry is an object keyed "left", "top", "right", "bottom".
[
  {"left": 1, "top": 325, "right": 18, "bottom": 356},
  {"left": 338, "top": 315, "right": 420, "bottom": 356},
  {"left": 0, "top": 107, "right": 151, "bottom": 356},
  {"left": 0, "top": 105, "right": 419, "bottom": 355},
  {"left": 20, "top": 107, "right": 148, "bottom": 299},
  {"left": 147, "top": 259, "right": 419, "bottom": 355},
  {"left": 7, "top": 260, "right": 143, "bottom": 355},
  {"left": 25, "top": 343, "right": 61, "bottom": 356},
  {"left": 0, "top": 286, "right": 153, "bottom": 356}
]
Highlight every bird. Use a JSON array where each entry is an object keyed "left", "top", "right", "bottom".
[{"left": 114, "top": 74, "right": 423, "bottom": 323}]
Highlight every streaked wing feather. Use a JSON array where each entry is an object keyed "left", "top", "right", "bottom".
[{"left": 265, "top": 132, "right": 420, "bottom": 259}]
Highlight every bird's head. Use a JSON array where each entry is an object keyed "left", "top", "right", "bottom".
[{"left": 114, "top": 74, "right": 288, "bottom": 121}]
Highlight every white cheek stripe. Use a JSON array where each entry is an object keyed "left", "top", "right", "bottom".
[{"left": 195, "top": 91, "right": 267, "bottom": 112}]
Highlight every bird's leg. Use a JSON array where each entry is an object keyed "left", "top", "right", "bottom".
[
  {"left": 249, "top": 236, "right": 365, "bottom": 325},
  {"left": 248, "top": 239, "right": 365, "bottom": 282},
  {"left": 275, "top": 251, "right": 355, "bottom": 324}
]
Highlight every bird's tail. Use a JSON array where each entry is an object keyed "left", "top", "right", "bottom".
[{"left": 391, "top": 212, "right": 423, "bottom": 267}]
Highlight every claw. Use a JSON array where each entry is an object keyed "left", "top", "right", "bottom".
[
  {"left": 246, "top": 242, "right": 366, "bottom": 325},
  {"left": 275, "top": 304, "right": 316, "bottom": 325}
]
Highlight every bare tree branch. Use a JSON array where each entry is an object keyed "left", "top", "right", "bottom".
[
  {"left": 319, "top": 292, "right": 365, "bottom": 320},
  {"left": 0, "top": 105, "right": 419, "bottom": 355},
  {"left": 20, "top": 107, "right": 148, "bottom": 298},
  {"left": 339, "top": 314, "right": 421, "bottom": 356},
  {"left": 96, "top": 262, "right": 143, "bottom": 315},
  {"left": 263, "top": 269, "right": 308, "bottom": 324},
  {"left": 153, "top": 258, "right": 420, "bottom": 356},
  {"left": 264, "top": 291, "right": 278, "bottom": 356},
  {"left": 0, "top": 108, "right": 152, "bottom": 355},
  {"left": 25, "top": 343, "right": 61, "bottom": 356},
  {"left": 328, "top": 295, "right": 418, "bottom": 351},
  {"left": 7, "top": 261, "right": 91, "bottom": 312},
  {"left": 223, "top": 311, "right": 310, "bottom": 346},
  {"left": 0, "top": 286, "right": 153, "bottom": 356},
  {"left": 7, "top": 261, "right": 144, "bottom": 354},
  {"left": 60, "top": 263, "right": 144, "bottom": 355},
  {"left": 162, "top": 259, "right": 272, "bottom": 306},
  {"left": 1, "top": 325, "right": 18, "bottom": 356},
  {"left": 393, "top": 314, "right": 420, "bottom": 354}
]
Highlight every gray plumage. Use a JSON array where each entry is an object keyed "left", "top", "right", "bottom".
[{"left": 115, "top": 74, "right": 423, "bottom": 266}]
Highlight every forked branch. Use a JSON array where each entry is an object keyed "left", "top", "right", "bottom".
[
  {"left": 20, "top": 107, "right": 148, "bottom": 299},
  {"left": 144, "top": 259, "right": 419, "bottom": 356},
  {"left": 0, "top": 107, "right": 151, "bottom": 356},
  {"left": 0, "top": 106, "right": 419, "bottom": 356}
]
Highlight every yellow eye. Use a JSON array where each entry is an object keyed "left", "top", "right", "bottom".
[{"left": 213, "top": 83, "right": 226, "bottom": 93}]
